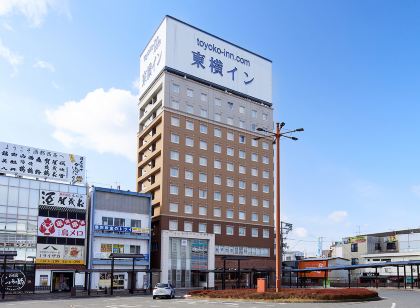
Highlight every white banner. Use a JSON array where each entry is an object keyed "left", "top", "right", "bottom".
[
  {"left": 36, "top": 244, "right": 85, "bottom": 264},
  {"left": 140, "top": 16, "right": 272, "bottom": 103},
  {"left": 0, "top": 141, "right": 85, "bottom": 183},
  {"left": 39, "top": 190, "right": 86, "bottom": 210},
  {"left": 37, "top": 216, "right": 86, "bottom": 239}
]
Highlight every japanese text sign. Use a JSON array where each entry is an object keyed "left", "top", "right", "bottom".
[
  {"left": 39, "top": 190, "right": 86, "bottom": 210},
  {"left": 37, "top": 216, "right": 86, "bottom": 239},
  {"left": 36, "top": 244, "right": 85, "bottom": 264}
]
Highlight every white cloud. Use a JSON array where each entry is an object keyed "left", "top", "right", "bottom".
[
  {"left": 0, "top": 38, "right": 23, "bottom": 76},
  {"left": 0, "top": 0, "right": 70, "bottom": 27},
  {"left": 33, "top": 59, "right": 55, "bottom": 72},
  {"left": 292, "top": 227, "right": 308, "bottom": 238},
  {"left": 45, "top": 88, "right": 138, "bottom": 161},
  {"left": 328, "top": 210, "right": 348, "bottom": 223},
  {"left": 2, "top": 21, "right": 14, "bottom": 31},
  {"left": 411, "top": 184, "right": 420, "bottom": 198}
]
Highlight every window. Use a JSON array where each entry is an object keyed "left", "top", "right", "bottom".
[
  {"left": 187, "top": 88, "right": 193, "bottom": 97},
  {"left": 351, "top": 258, "right": 359, "bottom": 265},
  {"left": 239, "top": 211, "right": 245, "bottom": 220},
  {"left": 227, "top": 131, "right": 234, "bottom": 140},
  {"left": 226, "top": 194, "right": 234, "bottom": 203},
  {"left": 172, "top": 84, "right": 180, "bottom": 93},
  {"left": 184, "top": 137, "right": 194, "bottom": 147},
  {"left": 227, "top": 117, "right": 234, "bottom": 125},
  {"left": 251, "top": 153, "right": 258, "bottom": 162},
  {"left": 171, "top": 133, "right": 179, "bottom": 144},
  {"left": 214, "top": 191, "right": 221, "bottom": 201},
  {"left": 226, "top": 163, "right": 234, "bottom": 172},
  {"left": 215, "top": 98, "right": 222, "bottom": 106},
  {"left": 186, "top": 105, "right": 194, "bottom": 114},
  {"left": 239, "top": 165, "right": 246, "bottom": 174},
  {"left": 185, "top": 154, "right": 193, "bottom": 164},
  {"left": 170, "top": 167, "right": 179, "bottom": 178},
  {"left": 251, "top": 124, "right": 257, "bottom": 132},
  {"left": 252, "top": 213, "right": 258, "bottom": 221},
  {"left": 252, "top": 198, "right": 258, "bottom": 207},
  {"left": 201, "top": 93, "right": 207, "bottom": 101},
  {"left": 184, "top": 204, "right": 193, "bottom": 214},
  {"left": 171, "top": 116, "right": 180, "bottom": 126},
  {"left": 251, "top": 168, "right": 258, "bottom": 176},
  {"left": 252, "top": 139, "right": 258, "bottom": 147},
  {"left": 262, "top": 113, "right": 268, "bottom": 121},
  {"left": 169, "top": 220, "right": 178, "bottom": 231},
  {"left": 226, "top": 178, "right": 234, "bottom": 187},
  {"left": 239, "top": 106, "right": 245, "bottom": 113},
  {"left": 130, "top": 245, "right": 141, "bottom": 254},
  {"left": 239, "top": 135, "right": 245, "bottom": 144},
  {"left": 263, "top": 215, "right": 269, "bottom": 223},
  {"left": 214, "top": 113, "right": 221, "bottom": 121},
  {"left": 239, "top": 196, "right": 246, "bottom": 204},
  {"left": 239, "top": 150, "right": 246, "bottom": 159},
  {"left": 200, "top": 140, "right": 207, "bottom": 150},
  {"left": 239, "top": 180, "right": 246, "bottom": 189},
  {"left": 263, "top": 200, "right": 269, "bottom": 208},
  {"left": 186, "top": 120, "right": 194, "bottom": 130},
  {"left": 214, "top": 175, "right": 221, "bottom": 185},
  {"left": 227, "top": 147, "right": 234, "bottom": 156},
  {"left": 263, "top": 229, "right": 270, "bottom": 238},
  {"left": 114, "top": 218, "right": 125, "bottom": 226},
  {"left": 226, "top": 226, "right": 234, "bottom": 235},
  {"left": 387, "top": 242, "right": 397, "bottom": 250},
  {"left": 214, "top": 160, "right": 221, "bottom": 169},
  {"left": 239, "top": 120, "right": 245, "bottom": 128},
  {"left": 199, "top": 206, "right": 207, "bottom": 216},
  {"left": 213, "top": 208, "right": 221, "bottom": 217},
  {"left": 214, "top": 144, "right": 221, "bottom": 153},
  {"left": 263, "top": 170, "right": 269, "bottom": 178},
  {"left": 239, "top": 227, "right": 246, "bottom": 236},
  {"left": 169, "top": 203, "right": 178, "bottom": 213},
  {"left": 252, "top": 228, "right": 259, "bottom": 237},
  {"left": 214, "top": 224, "right": 221, "bottom": 234},
  {"left": 251, "top": 110, "right": 257, "bottom": 118},
  {"left": 171, "top": 100, "right": 180, "bottom": 110},
  {"left": 185, "top": 187, "right": 193, "bottom": 197},
  {"left": 185, "top": 170, "right": 193, "bottom": 180},
  {"left": 131, "top": 219, "right": 141, "bottom": 228},
  {"left": 102, "top": 217, "right": 113, "bottom": 225},
  {"left": 200, "top": 124, "right": 208, "bottom": 134},
  {"left": 199, "top": 223, "right": 207, "bottom": 233},
  {"left": 199, "top": 156, "right": 207, "bottom": 166},
  {"left": 214, "top": 128, "right": 221, "bottom": 137},
  {"left": 200, "top": 109, "right": 208, "bottom": 118},
  {"left": 227, "top": 101, "right": 233, "bottom": 110},
  {"left": 375, "top": 243, "right": 381, "bottom": 251},
  {"left": 351, "top": 243, "right": 358, "bottom": 252},
  {"left": 262, "top": 141, "right": 269, "bottom": 150},
  {"left": 170, "top": 185, "right": 178, "bottom": 195},
  {"left": 170, "top": 151, "right": 179, "bottom": 161},
  {"left": 184, "top": 222, "right": 193, "bottom": 232},
  {"left": 252, "top": 183, "right": 258, "bottom": 191},
  {"left": 199, "top": 189, "right": 207, "bottom": 199},
  {"left": 199, "top": 173, "right": 207, "bottom": 183},
  {"left": 226, "top": 209, "right": 233, "bottom": 219}
]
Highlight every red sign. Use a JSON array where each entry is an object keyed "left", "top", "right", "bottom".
[{"left": 37, "top": 217, "right": 86, "bottom": 239}]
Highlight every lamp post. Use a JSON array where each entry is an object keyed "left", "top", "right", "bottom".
[{"left": 256, "top": 122, "right": 303, "bottom": 292}]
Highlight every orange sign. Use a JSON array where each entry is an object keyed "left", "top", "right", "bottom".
[{"left": 298, "top": 260, "right": 328, "bottom": 278}]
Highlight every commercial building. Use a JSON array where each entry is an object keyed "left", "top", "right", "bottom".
[
  {"left": 298, "top": 257, "right": 350, "bottom": 286},
  {"left": 0, "top": 141, "right": 86, "bottom": 292},
  {"left": 87, "top": 187, "right": 151, "bottom": 290},
  {"left": 137, "top": 16, "right": 274, "bottom": 288}
]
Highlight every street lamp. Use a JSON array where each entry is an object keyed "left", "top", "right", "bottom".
[{"left": 256, "top": 122, "right": 304, "bottom": 292}]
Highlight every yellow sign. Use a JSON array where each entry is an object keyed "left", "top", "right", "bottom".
[
  {"left": 132, "top": 227, "right": 150, "bottom": 234},
  {"left": 349, "top": 236, "right": 366, "bottom": 244},
  {"left": 36, "top": 259, "right": 85, "bottom": 265}
]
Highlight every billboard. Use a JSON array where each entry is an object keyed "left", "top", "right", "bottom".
[
  {"left": 39, "top": 190, "right": 86, "bottom": 210},
  {"left": 37, "top": 217, "right": 86, "bottom": 239},
  {"left": 36, "top": 244, "right": 85, "bottom": 264},
  {"left": 298, "top": 260, "right": 328, "bottom": 278},
  {"left": 0, "top": 141, "right": 85, "bottom": 184},
  {"left": 140, "top": 16, "right": 272, "bottom": 103}
]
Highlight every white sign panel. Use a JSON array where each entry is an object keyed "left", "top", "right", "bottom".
[
  {"left": 0, "top": 141, "right": 85, "bottom": 183},
  {"left": 39, "top": 190, "right": 86, "bottom": 210},
  {"left": 140, "top": 16, "right": 272, "bottom": 103},
  {"left": 37, "top": 216, "right": 86, "bottom": 239},
  {"left": 36, "top": 244, "right": 85, "bottom": 264}
]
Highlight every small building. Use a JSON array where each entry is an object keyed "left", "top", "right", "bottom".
[
  {"left": 88, "top": 187, "right": 151, "bottom": 290},
  {"left": 298, "top": 257, "right": 350, "bottom": 286}
]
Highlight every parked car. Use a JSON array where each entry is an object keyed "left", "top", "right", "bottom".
[{"left": 152, "top": 283, "right": 175, "bottom": 299}]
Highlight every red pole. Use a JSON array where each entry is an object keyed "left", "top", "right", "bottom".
[{"left": 275, "top": 122, "right": 281, "bottom": 292}]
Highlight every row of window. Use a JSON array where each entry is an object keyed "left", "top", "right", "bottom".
[
  {"left": 171, "top": 84, "right": 269, "bottom": 121},
  {"left": 101, "top": 217, "right": 142, "bottom": 228},
  {"left": 169, "top": 183, "right": 270, "bottom": 197},
  {"left": 170, "top": 116, "right": 271, "bottom": 149},
  {"left": 170, "top": 167, "right": 270, "bottom": 182},
  {"left": 168, "top": 219, "right": 270, "bottom": 238},
  {"left": 100, "top": 243, "right": 141, "bottom": 254},
  {"left": 168, "top": 202, "right": 270, "bottom": 222}
]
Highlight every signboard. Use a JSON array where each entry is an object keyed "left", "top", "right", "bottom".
[
  {"left": 37, "top": 216, "right": 86, "bottom": 238},
  {"left": 36, "top": 244, "right": 85, "bottom": 264},
  {"left": 94, "top": 225, "right": 150, "bottom": 234},
  {"left": 140, "top": 16, "right": 272, "bottom": 103},
  {"left": 0, "top": 141, "right": 85, "bottom": 183},
  {"left": 39, "top": 190, "right": 86, "bottom": 210},
  {"left": 348, "top": 236, "right": 366, "bottom": 244},
  {"left": 298, "top": 260, "right": 328, "bottom": 278}
]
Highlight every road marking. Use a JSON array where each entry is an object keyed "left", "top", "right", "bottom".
[{"left": 391, "top": 303, "right": 396, "bottom": 308}]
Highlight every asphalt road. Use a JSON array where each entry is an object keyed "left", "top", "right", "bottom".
[{"left": 2, "top": 289, "right": 419, "bottom": 308}]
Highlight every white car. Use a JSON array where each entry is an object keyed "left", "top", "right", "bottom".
[{"left": 152, "top": 283, "right": 175, "bottom": 299}]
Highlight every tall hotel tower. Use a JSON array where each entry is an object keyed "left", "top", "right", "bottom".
[{"left": 137, "top": 16, "right": 274, "bottom": 288}]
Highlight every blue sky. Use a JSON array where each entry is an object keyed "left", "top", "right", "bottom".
[{"left": 1, "top": 0, "right": 419, "bottom": 255}]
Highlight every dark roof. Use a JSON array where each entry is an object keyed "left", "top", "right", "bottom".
[{"left": 359, "top": 228, "right": 420, "bottom": 238}]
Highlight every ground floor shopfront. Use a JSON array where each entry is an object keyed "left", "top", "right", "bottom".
[
  {"left": 89, "top": 265, "right": 149, "bottom": 290},
  {"left": 35, "top": 268, "right": 85, "bottom": 292}
]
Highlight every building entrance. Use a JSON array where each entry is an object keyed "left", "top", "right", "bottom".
[{"left": 52, "top": 272, "right": 73, "bottom": 292}]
